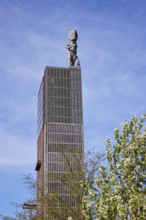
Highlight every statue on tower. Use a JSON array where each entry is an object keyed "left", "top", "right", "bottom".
[{"left": 66, "top": 30, "right": 80, "bottom": 66}]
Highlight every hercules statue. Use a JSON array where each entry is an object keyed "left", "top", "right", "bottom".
[{"left": 66, "top": 30, "right": 80, "bottom": 66}]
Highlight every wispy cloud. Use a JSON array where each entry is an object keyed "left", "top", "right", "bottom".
[{"left": 0, "top": 128, "right": 36, "bottom": 167}]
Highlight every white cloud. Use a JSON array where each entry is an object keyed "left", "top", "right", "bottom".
[{"left": 0, "top": 128, "right": 36, "bottom": 167}]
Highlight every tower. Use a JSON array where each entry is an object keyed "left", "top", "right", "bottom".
[{"left": 35, "top": 31, "right": 84, "bottom": 219}]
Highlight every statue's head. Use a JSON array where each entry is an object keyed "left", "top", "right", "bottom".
[{"left": 68, "top": 30, "right": 78, "bottom": 41}]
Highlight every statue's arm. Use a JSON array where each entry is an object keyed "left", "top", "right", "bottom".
[{"left": 66, "top": 44, "right": 70, "bottom": 49}]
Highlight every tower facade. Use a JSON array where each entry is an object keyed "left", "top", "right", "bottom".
[{"left": 36, "top": 66, "right": 84, "bottom": 219}]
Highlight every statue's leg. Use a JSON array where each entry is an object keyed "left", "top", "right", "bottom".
[
  {"left": 76, "top": 56, "right": 80, "bottom": 66},
  {"left": 72, "top": 55, "right": 78, "bottom": 66},
  {"left": 68, "top": 52, "right": 71, "bottom": 65},
  {"left": 71, "top": 55, "right": 75, "bottom": 66},
  {"left": 69, "top": 52, "right": 74, "bottom": 66},
  {"left": 72, "top": 57, "right": 75, "bottom": 66}
]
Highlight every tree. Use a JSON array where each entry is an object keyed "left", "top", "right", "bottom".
[
  {"left": 0, "top": 149, "right": 104, "bottom": 220},
  {"left": 0, "top": 199, "right": 37, "bottom": 220},
  {"left": 35, "top": 148, "right": 104, "bottom": 220},
  {"left": 82, "top": 115, "right": 146, "bottom": 220}
]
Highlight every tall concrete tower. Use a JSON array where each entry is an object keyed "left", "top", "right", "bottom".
[{"left": 35, "top": 31, "right": 84, "bottom": 219}]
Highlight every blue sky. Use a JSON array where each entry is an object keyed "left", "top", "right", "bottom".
[{"left": 0, "top": 0, "right": 146, "bottom": 217}]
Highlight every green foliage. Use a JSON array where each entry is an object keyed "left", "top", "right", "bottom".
[{"left": 82, "top": 115, "right": 146, "bottom": 220}]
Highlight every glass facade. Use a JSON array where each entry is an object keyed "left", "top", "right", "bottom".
[
  {"left": 46, "top": 67, "right": 82, "bottom": 124},
  {"left": 37, "top": 66, "right": 84, "bottom": 219}
]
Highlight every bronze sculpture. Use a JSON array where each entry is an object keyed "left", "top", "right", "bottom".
[{"left": 66, "top": 30, "right": 80, "bottom": 66}]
